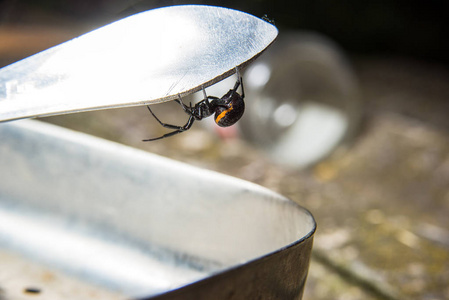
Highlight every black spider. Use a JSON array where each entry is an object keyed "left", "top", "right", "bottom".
[{"left": 143, "top": 70, "right": 245, "bottom": 141}]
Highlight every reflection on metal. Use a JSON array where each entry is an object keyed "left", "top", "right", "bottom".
[
  {"left": 0, "top": 120, "right": 315, "bottom": 299},
  {"left": 0, "top": 5, "right": 277, "bottom": 122},
  {"left": 201, "top": 32, "right": 361, "bottom": 169}
]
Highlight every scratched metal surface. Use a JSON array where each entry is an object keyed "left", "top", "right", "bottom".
[
  {"left": 0, "top": 120, "right": 315, "bottom": 299},
  {"left": 0, "top": 5, "right": 277, "bottom": 122}
]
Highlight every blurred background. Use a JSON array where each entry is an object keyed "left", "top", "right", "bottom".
[{"left": 1, "top": 1, "right": 449, "bottom": 299}]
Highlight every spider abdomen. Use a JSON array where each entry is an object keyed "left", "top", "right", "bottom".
[{"left": 214, "top": 93, "right": 245, "bottom": 127}]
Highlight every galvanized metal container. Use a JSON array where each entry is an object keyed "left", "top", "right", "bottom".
[{"left": 0, "top": 120, "right": 315, "bottom": 299}]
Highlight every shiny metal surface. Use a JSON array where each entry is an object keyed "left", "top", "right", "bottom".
[
  {"left": 0, "top": 120, "right": 315, "bottom": 299},
  {"left": 0, "top": 5, "right": 277, "bottom": 122}
]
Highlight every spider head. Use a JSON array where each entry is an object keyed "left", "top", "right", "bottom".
[{"left": 214, "top": 90, "right": 245, "bottom": 127}]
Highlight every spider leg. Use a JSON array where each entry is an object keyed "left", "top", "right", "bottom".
[
  {"left": 174, "top": 94, "right": 192, "bottom": 115},
  {"left": 203, "top": 86, "right": 222, "bottom": 105},
  {"left": 232, "top": 67, "right": 244, "bottom": 98},
  {"left": 145, "top": 105, "right": 186, "bottom": 130},
  {"left": 142, "top": 128, "right": 189, "bottom": 141},
  {"left": 239, "top": 72, "right": 245, "bottom": 98},
  {"left": 202, "top": 85, "right": 208, "bottom": 100},
  {"left": 143, "top": 105, "right": 195, "bottom": 141}
]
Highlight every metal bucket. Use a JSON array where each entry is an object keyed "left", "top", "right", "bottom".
[{"left": 0, "top": 120, "right": 316, "bottom": 299}]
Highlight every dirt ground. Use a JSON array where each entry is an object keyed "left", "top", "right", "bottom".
[{"left": 1, "top": 24, "right": 449, "bottom": 300}]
